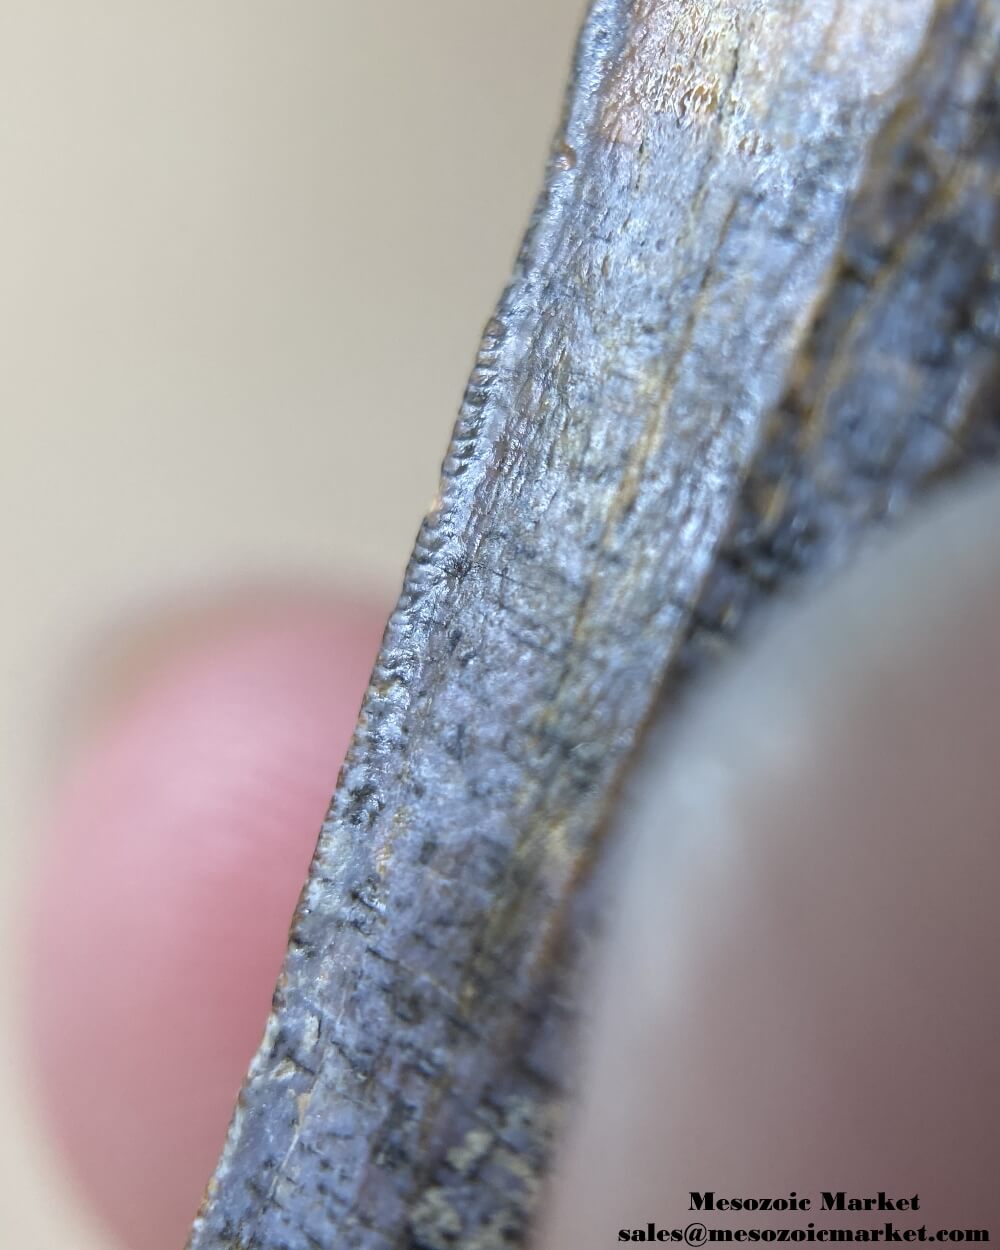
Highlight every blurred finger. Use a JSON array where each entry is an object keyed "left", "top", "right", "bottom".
[
  {"left": 541, "top": 476, "right": 1000, "bottom": 1246},
  {"left": 24, "top": 590, "right": 386, "bottom": 1250}
]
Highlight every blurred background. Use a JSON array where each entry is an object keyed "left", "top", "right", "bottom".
[{"left": 0, "top": 2, "right": 585, "bottom": 1245}]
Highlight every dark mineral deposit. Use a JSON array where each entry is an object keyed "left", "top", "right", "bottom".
[{"left": 190, "top": 2, "right": 1000, "bottom": 1247}]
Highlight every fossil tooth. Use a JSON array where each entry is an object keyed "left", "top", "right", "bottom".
[{"left": 189, "top": 3, "right": 1000, "bottom": 1247}]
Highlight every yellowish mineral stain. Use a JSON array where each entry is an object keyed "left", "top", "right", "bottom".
[
  {"left": 600, "top": 0, "right": 744, "bottom": 145},
  {"left": 600, "top": 0, "right": 933, "bottom": 150}
]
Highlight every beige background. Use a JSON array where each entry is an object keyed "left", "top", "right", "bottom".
[{"left": 0, "top": 3, "right": 585, "bottom": 1244}]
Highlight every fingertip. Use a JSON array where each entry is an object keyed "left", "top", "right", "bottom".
[
  {"left": 24, "top": 591, "right": 386, "bottom": 1250},
  {"left": 539, "top": 481, "right": 1000, "bottom": 1247}
]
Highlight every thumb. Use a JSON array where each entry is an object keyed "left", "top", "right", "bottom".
[{"left": 23, "top": 590, "right": 386, "bottom": 1250}]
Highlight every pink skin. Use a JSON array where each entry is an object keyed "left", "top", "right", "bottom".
[{"left": 25, "top": 595, "right": 387, "bottom": 1250}]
